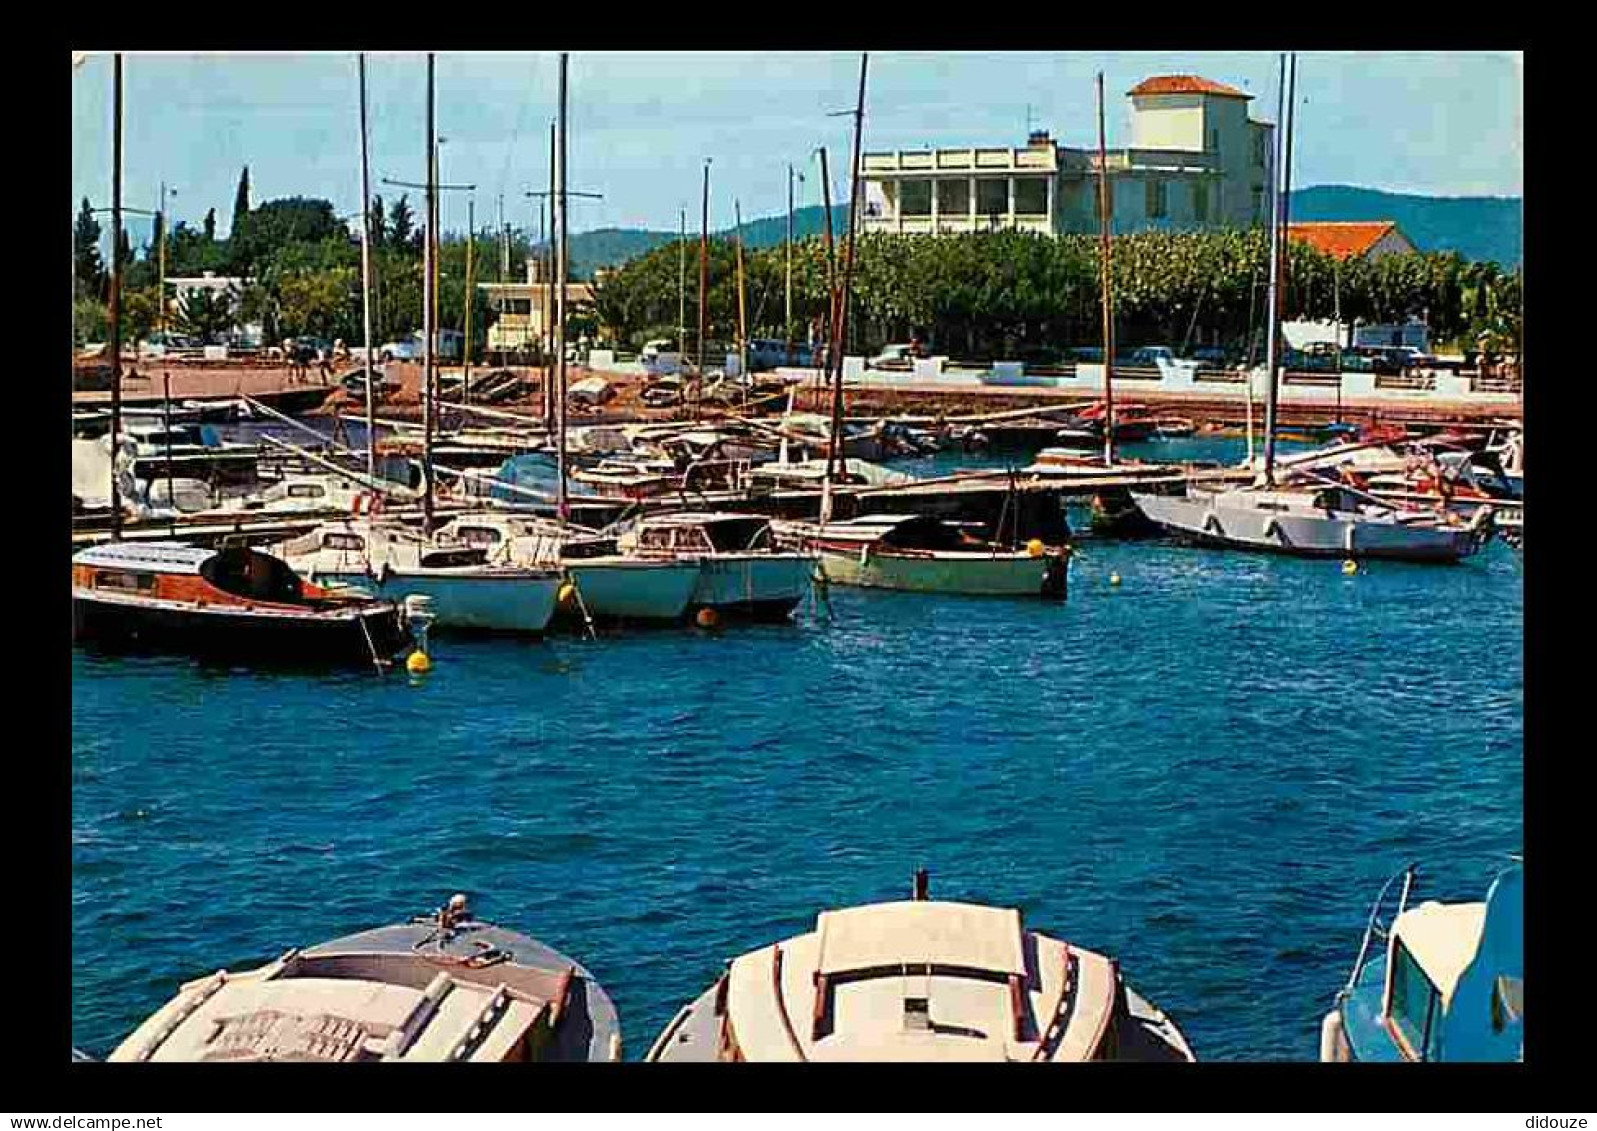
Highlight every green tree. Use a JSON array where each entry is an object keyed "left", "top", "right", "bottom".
[
  {"left": 367, "top": 194, "right": 387, "bottom": 248},
  {"left": 173, "top": 285, "right": 239, "bottom": 344},
  {"left": 74, "top": 197, "right": 104, "bottom": 296},
  {"left": 388, "top": 196, "right": 415, "bottom": 251},
  {"left": 231, "top": 166, "right": 251, "bottom": 237}
]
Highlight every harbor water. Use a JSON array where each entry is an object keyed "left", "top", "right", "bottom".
[{"left": 70, "top": 438, "right": 1523, "bottom": 1061}]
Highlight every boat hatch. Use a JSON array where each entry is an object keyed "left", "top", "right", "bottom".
[{"left": 200, "top": 548, "right": 309, "bottom": 604}]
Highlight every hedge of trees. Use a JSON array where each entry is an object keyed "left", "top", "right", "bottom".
[
  {"left": 72, "top": 166, "right": 535, "bottom": 351},
  {"left": 590, "top": 228, "right": 1523, "bottom": 362}
]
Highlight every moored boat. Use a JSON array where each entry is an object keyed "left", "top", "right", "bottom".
[
  {"left": 617, "top": 511, "right": 816, "bottom": 621},
  {"left": 646, "top": 873, "right": 1193, "bottom": 1062},
  {"left": 72, "top": 541, "right": 409, "bottom": 667},
  {"left": 775, "top": 513, "right": 1067, "bottom": 598},
  {"left": 277, "top": 519, "right": 562, "bottom": 634},
  {"left": 434, "top": 511, "right": 700, "bottom": 623},
  {"left": 1130, "top": 482, "right": 1494, "bottom": 562},
  {"left": 1320, "top": 860, "right": 1521, "bottom": 1063},
  {"left": 108, "top": 894, "right": 621, "bottom": 1062}
]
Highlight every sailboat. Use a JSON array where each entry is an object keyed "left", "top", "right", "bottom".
[
  {"left": 1131, "top": 54, "right": 1495, "bottom": 564},
  {"left": 771, "top": 57, "right": 1070, "bottom": 598}
]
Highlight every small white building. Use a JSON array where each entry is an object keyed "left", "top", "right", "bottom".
[
  {"left": 478, "top": 257, "right": 595, "bottom": 353},
  {"left": 163, "top": 271, "right": 262, "bottom": 344},
  {"left": 860, "top": 74, "right": 1274, "bottom": 237}
]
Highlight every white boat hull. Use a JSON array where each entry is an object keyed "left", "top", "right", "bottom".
[
  {"left": 816, "top": 546, "right": 1063, "bottom": 596},
  {"left": 304, "top": 567, "right": 560, "bottom": 633},
  {"left": 565, "top": 558, "right": 700, "bottom": 622},
  {"left": 1131, "top": 492, "right": 1485, "bottom": 562}
]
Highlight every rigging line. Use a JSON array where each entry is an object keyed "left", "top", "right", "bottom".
[{"left": 493, "top": 54, "right": 541, "bottom": 215}]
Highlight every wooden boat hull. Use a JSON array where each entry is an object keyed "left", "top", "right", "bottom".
[
  {"left": 816, "top": 546, "right": 1066, "bottom": 597},
  {"left": 1131, "top": 492, "right": 1486, "bottom": 562},
  {"left": 305, "top": 568, "right": 561, "bottom": 634},
  {"left": 72, "top": 589, "right": 408, "bottom": 666}
]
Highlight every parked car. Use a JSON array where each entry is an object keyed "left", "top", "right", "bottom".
[
  {"left": 377, "top": 330, "right": 464, "bottom": 363},
  {"left": 746, "top": 339, "right": 815, "bottom": 371}
]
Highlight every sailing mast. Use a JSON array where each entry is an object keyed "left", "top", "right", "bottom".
[
  {"left": 422, "top": 52, "right": 436, "bottom": 533},
  {"left": 816, "top": 146, "right": 837, "bottom": 411},
  {"left": 357, "top": 53, "right": 377, "bottom": 481},
  {"left": 821, "top": 52, "right": 868, "bottom": 525},
  {"left": 1263, "top": 52, "right": 1297, "bottom": 488},
  {"left": 1094, "top": 71, "right": 1116, "bottom": 468},
  {"left": 734, "top": 199, "right": 748, "bottom": 385},
  {"left": 697, "top": 159, "right": 710, "bottom": 416},
  {"left": 785, "top": 163, "right": 794, "bottom": 365},
  {"left": 462, "top": 197, "right": 475, "bottom": 407},
  {"left": 554, "top": 52, "right": 570, "bottom": 523},
  {"left": 678, "top": 207, "right": 687, "bottom": 359},
  {"left": 544, "top": 121, "right": 556, "bottom": 433},
  {"left": 108, "top": 53, "right": 124, "bottom": 541}
]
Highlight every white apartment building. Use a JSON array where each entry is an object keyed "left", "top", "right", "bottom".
[{"left": 860, "top": 75, "right": 1274, "bottom": 237}]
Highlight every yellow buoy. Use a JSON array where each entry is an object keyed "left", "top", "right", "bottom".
[
  {"left": 406, "top": 650, "right": 432, "bottom": 675},
  {"left": 558, "top": 582, "right": 576, "bottom": 604},
  {"left": 1026, "top": 538, "right": 1045, "bottom": 558},
  {"left": 1342, "top": 559, "right": 1359, "bottom": 576},
  {"left": 1109, "top": 572, "right": 1122, "bottom": 586},
  {"left": 695, "top": 607, "right": 720, "bottom": 629}
]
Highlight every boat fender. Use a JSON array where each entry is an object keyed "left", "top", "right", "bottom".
[
  {"left": 1264, "top": 518, "right": 1288, "bottom": 544},
  {"left": 1319, "top": 1008, "right": 1351, "bottom": 1063},
  {"left": 1203, "top": 513, "right": 1224, "bottom": 538}
]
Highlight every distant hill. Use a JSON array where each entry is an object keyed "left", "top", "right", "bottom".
[
  {"left": 554, "top": 188, "right": 1521, "bottom": 277},
  {"left": 1288, "top": 185, "right": 1521, "bottom": 267},
  {"left": 549, "top": 206, "right": 847, "bottom": 279}
]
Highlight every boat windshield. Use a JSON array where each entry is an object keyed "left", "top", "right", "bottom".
[{"left": 1387, "top": 937, "right": 1443, "bottom": 1061}]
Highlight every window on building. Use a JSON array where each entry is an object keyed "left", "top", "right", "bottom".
[
  {"left": 900, "top": 180, "right": 932, "bottom": 217},
  {"left": 1013, "top": 177, "right": 1048, "bottom": 216},
  {"left": 977, "top": 178, "right": 1009, "bottom": 219},
  {"left": 1193, "top": 181, "right": 1209, "bottom": 223},
  {"left": 1146, "top": 179, "right": 1168, "bottom": 220},
  {"left": 936, "top": 179, "right": 970, "bottom": 216}
]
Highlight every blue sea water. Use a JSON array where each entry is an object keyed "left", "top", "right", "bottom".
[{"left": 70, "top": 438, "right": 1523, "bottom": 1061}]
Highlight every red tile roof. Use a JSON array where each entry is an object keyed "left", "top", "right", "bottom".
[
  {"left": 1287, "top": 221, "right": 1410, "bottom": 260},
  {"left": 1128, "top": 75, "right": 1252, "bottom": 100}
]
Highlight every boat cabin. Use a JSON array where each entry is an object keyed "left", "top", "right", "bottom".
[
  {"left": 72, "top": 542, "right": 332, "bottom": 608},
  {"left": 629, "top": 513, "right": 777, "bottom": 556},
  {"left": 693, "top": 899, "right": 1134, "bottom": 1061},
  {"left": 814, "top": 514, "right": 994, "bottom": 551},
  {"left": 108, "top": 902, "right": 620, "bottom": 1063}
]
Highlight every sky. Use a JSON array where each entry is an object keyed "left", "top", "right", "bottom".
[{"left": 70, "top": 51, "right": 1522, "bottom": 248}]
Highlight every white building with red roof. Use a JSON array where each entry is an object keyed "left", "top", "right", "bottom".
[
  {"left": 1288, "top": 220, "right": 1417, "bottom": 261},
  {"left": 861, "top": 74, "right": 1275, "bottom": 237}
]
